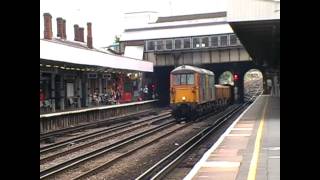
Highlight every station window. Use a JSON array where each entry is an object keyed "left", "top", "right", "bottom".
[
  {"left": 183, "top": 38, "right": 191, "bottom": 49},
  {"left": 147, "top": 41, "right": 155, "bottom": 51},
  {"left": 230, "top": 34, "right": 238, "bottom": 46},
  {"left": 210, "top": 36, "right": 219, "bottom": 47},
  {"left": 193, "top": 37, "right": 200, "bottom": 48},
  {"left": 201, "top": 37, "right": 209, "bottom": 47},
  {"left": 174, "top": 39, "right": 182, "bottom": 49},
  {"left": 220, "top": 35, "right": 228, "bottom": 46},
  {"left": 165, "top": 39, "right": 173, "bottom": 50},
  {"left": 156, "top": 40, "right": 164, "bottom": 51}
]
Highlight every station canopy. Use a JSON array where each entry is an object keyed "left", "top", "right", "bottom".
[
  {"left": 121, "top": 12, "right": 233, "bottom": 41},
  {"left": 40, "top": 39, "right": 153, "bottom": 72},
  {"left": 227, "top": 0, "right": 280, "bottom": 69}
]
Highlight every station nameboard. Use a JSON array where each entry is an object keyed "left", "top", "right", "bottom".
[{"left": 88, "top": 73, "right": 98, "bottom": 79}]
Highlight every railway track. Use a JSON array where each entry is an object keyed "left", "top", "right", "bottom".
[
  {"left": 135, "top": 95, "right": 260, "bottom": 180},
  {"left": 40, "top": 111, "right": 172, "bottom": 164},
  {"left": 40, "top": 117, "right": 177, "bottom": 179},
  {"left": 69, "top": 106, "right": 235, "bottom": 179},
  {"left": 40, "top": 103, "right": 239, "bottom": 179},
  {"left": 71, "top": 121, "right": 191, "bottom": 180},
  {"left": 40, "top": 108, "right": 164, "bottom": 142},
  {"left": 40, "top": 94, "right": 259, "bottom": 179}
]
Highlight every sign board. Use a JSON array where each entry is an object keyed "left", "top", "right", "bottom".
[{"left": 88, "top": 73, "right": 98, "bottom": 79}]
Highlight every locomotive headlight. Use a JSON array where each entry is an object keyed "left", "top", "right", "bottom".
[{"left": 182, "top": 96, "right": 186, "bottom": 101}]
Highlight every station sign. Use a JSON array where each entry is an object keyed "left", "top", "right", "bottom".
[{"left": 88, "top": 73, "right": 98, "bottom": 79}]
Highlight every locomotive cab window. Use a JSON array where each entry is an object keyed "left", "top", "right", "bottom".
[
  {"left": 174, "top": 74, "right": 181, "bottom": 85},
  {"left": 187, "top": 74, "right": 194, "bottom": 84},
  {"left": 173, "top": 74, "right": 194, "bottom": 85}
]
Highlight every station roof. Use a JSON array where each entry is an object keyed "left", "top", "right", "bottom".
[
  {"left": 121, "top": 12, "right": 233, "bottom": 41},
  {"left": 228, "top": 20, "right": 279, "bottom": 69},
  {"left": 156, "top": 12, "right": 227, "bottom": 23},
  {"left": 40, "top": 39, "right": 153, "bottom": 72},
  {"left": 227, "top": 0, "right": 280, "bottom": 69}
]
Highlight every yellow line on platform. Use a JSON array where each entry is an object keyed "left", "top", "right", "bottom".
[{"left": 247, "top": 97, "right": 269, "bottom": 180}]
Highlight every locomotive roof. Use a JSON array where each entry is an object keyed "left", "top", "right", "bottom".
[{"left": 171, "top": 65, "right": 214, "bottom": 75}]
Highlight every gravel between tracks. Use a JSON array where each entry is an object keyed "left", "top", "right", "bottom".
[
  {"left": 40, "top": 110, "right": 170, "bottom": 149},
  {"left": 40, "top": 107, "right": 237, "bottom": 180},
  {"left": 40, "top": 121, "right": 166, "bottom": 172},
  {"left": 49, "top": 123, "right": 183, "bottom": 179},
  {"left": 88, "top": 121, "right": 211, "bottom": 180},
  {"left": 40, "top": 126, "right": 117, "bottom": 148}
]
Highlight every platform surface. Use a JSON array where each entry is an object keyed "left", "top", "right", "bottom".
[
  {"left": 184, "top": 95, "right": 280, "bottom": 180},
  {"left": 40, "top": 99, "right": 158, "bottom": 118}
]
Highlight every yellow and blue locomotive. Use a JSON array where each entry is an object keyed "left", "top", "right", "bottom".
[{"left": 170, "top": 65, "right": 233, "bottom": 121}]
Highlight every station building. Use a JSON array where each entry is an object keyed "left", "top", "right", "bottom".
[{"left": 40, "top": 13, "right": 153, "bottom": 114}]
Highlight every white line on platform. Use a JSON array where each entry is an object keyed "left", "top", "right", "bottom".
[
  {"left": 268, "top": 156, "right": 280, "bottom": 159},
  {"left": 232, "top": 128, "right": 253, "bottom": 130},
  {"left": 226, "top": 134, "right": 251, "bottom": 136},
  {"left": 264, "top": 147, "right": 280, "bottom": 151},
  {"left": 183, "top": 96, "right": 262, "bottom": 180}
]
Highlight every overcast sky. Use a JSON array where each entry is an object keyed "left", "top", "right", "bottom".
[{"left": 40, "top": 0, "right": 226, "bottom": 48}]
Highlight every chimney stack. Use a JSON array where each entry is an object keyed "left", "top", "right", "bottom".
[
  {"left": 74, "top": 24, "right": 79, "bottom": 41},
  {"left": 78, "top": 27, "right": 84, "bottom": 42},
  {"left": 62, "top": 19, "right": 66, "bottom": 39},
  {"left": 43, "top": 13, "right": 53, "bottom": 40},
  {"left": 56, "top": 17, "right": 64, "bottom": 38},
  {"left": 87, "top": 22, "right": 93, "bottom": 49}
]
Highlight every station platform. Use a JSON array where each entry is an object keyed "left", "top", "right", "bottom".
[
  {"left": 40, "top": 100, "right": 159, "bottom": 133},
  {"left": 184, "top": 95, "right": 280, "bottom": 180}
]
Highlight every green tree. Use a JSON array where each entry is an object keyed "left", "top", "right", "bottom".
[{"left": 114, "top": 35, "right": 120, "bottom": 43}]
